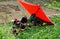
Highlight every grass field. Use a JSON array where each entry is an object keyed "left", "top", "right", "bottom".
[
  {"left": 44, "top": 1, "right": 60, "bottom": 11},
  {"left": 0, "top": 16, "right": 60, "bottom": 39}
]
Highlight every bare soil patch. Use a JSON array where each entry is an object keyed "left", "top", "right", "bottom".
[{"left": 0, "top": 1, "right": 60, "bottom": 23}]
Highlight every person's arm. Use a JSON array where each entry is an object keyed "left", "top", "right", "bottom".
[{"left": 13, "top": 21, "right": 15, "bottom": 25}]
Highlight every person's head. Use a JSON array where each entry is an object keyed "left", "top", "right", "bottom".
[
  {"left": 15, "top": 18, "right": 20, "bottom": 22},
  {"left": 24, "top": 16, "right": 27, "bottom": 19},
  {"left": 31, "top": 14, "right": 36, "bottom": 17},
  {"left": 15, "top": 19, "right": 17, "bottom": 21}
]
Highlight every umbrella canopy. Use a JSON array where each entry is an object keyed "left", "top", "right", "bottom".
[{"left": 17, "top": 0, "right": 54, "bottom": 25}]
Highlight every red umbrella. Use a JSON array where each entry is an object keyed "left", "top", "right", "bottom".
[{"left": 17, "top": 0, "right": 54, "bottom": 25}]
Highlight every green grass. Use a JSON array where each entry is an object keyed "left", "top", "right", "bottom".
[
  {"left": 44, "top": 1, "right": 60, "bottom": 11},
  {"left": 0, "top": 16, "right": 60, "bottom": 39}
]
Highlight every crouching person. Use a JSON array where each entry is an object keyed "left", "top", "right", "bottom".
[
  {"left": 34, "top": 17, "right": 43, "bottom": 26},
  {"left": 29, "top": 14, "right": 36, "bottom": 27},
  {"left": 29, "top": 14, "right": 36, "bottom": 23},
  {"left": 13, "top": 19, "right": 20, "bottom": 28},
  {"left": 20, "top": 16, "right": 27, "bottom": 31},
  {"left": 29, "top": 14, "right": 44, "bottom": 26}
]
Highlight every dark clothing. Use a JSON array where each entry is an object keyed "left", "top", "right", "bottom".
[
  {"left": 20, "top": 23, "right": 27, "bottom": 29},
  {"left": 13, "top": 19, "right": 20, "bottom": 25},
  {"left": 14, "top": 21, "right": 17, "bottom": 25},
  {"left": 13, "top": 19, "right": 20, "bottom": 28},
  {"left": 21, "top": 17, "right": 27, "bottom": 23},
  {"left": 29, "top": 15, "right": 34, "bottom": 22},
  {"left": 34, "top": 17, "right": 43, "bottom": 26},
  {"left": 20, "top": 16, "right": 27, "bottom": 29},
  {"left": 16, "top": 22, "right": 20, "bottom": 28},
  {"left": 20, "top": 25, "right": 26, "bottom": 29},
  {"left": 29, "top": 14, "right": 36, "bottom": 22}
]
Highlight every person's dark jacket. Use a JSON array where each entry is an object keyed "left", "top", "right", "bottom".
[{"left": 21, "top": 16, "right": 27, "bottom": 23}]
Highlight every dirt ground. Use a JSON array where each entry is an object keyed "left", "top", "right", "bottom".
[{"left": 0, "top": 1, "right": 60, "bottom": 23}]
